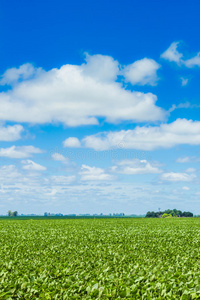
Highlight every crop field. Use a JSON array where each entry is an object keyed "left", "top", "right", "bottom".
[{"left": 0, "top": 218, "right": 200, "bottom": 299}]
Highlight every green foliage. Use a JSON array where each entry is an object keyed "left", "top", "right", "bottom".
[
  {"left": 182, "top": 211, "right": 193, "bottom": 217},
  {"left": 146, "top": 209, "right": 193, "bottom": 218},
  {"left": 0, "top": 218, "right": 200, "bottom": 298},
  {"left": 162, "top": 213, "right": 172, "bottom": 218},
  {"left": 145, "top": 211, "right": 159, "bottom": 218},
  {"left": 7, "top": 210, "right": 12, "bottom": 217},
  {"left": 7, "top": 210, "right": 18, "bottom": 217}
]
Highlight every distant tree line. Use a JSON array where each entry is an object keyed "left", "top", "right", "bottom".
[
  {"left": 145, "top": 209, "right": 193, "bottom": 218},
  {"left": 8, "top": 210, "right": 18, "bottom": 217}
]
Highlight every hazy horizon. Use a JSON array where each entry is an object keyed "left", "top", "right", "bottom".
[{"left": 0, "top": 0, "right": 200, "bottom": 215}]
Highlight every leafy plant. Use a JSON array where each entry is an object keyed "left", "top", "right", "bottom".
[
  {"left": 162, "top": 213, "right": 172, "bottom": 218},
  {"left": 0, "top": 218, "right": 199, "bottom": 299}
]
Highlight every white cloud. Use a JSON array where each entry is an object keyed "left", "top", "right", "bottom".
[
  {"left": 50, "top": 175, "right": 76, "bottom": 184},
  {"left": 82, "top": 53, "right": 119, "bottom": 82},
  {"left": 180, "top": 77, "right": 189, "bottom": 86},
  {"left": 46, "top": 189, "right": 57, "bottom": 196},
  {"left": 0, "top": 124, "right": 24, "bottom": 141},
  {"left": 168, "top": 102, "right": 192, "bottom": 113},
  {"left": 184, "top": 53, "right": 200, "bottom": 68},
  {"left": 161, "top": 42, "right": 200, "bottom": 69},
  {"left": 161, "top": 172, "right": 196, "bottom": 182},
  {"left": 63, "top": 137, "right": 81, "bottom": 148},
  {"left": 79, "top": 164, "right": 114, "bottom": 181},
  {"left": 0, "top": 63, "right": 42, "bottom": 85},
  {"left": 177, "top": 156, "right": 200, "bottom": 163},
  {"left": 161, "top": 42, "right": 183, "bottom": 63},
  {"left": 0, "top": 55, "right": 165, "bottom": 126},
  {"left": 111, "top": 159, "right": 162, "bottom": 174},
  {"left": 0, "top": 163, "right": 199, "bottom": 214},
  {"left": 51, "top": 152, "right": 68, "bottom": 161},
  {"left": 123, "top": 58, "right": 160, "bottom": 86},
  {"left": 0, "top": 145, "right": 43, "bottom": 158},
  {"left": 0, "top": 165, "right": 77, "bottom": 208},
  {"left": 182, "top": 186, "right": 190, "bottom": 190},
  {"left": 185, "top": 168, "right": 196, "bottom": 173},
  {"left": 176, "top": 156, "right": 190, "bottom": 163},
  {"left": 82, "top": 119, "right": 200, "bottom": 151},
  {"left": 0, "top": 164, "right": 21, "bottom": 179},
  {"left": 22, "top": 160, "right": 46, "bottom": 171}
]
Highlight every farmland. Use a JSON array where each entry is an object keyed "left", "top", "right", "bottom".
[{"left": 0, "top": 218, "right": 200, "bottom": 299}]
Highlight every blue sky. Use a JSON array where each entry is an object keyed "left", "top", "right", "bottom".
[{"left": 0, "top": 0, "right": 200, "bottom": 215}]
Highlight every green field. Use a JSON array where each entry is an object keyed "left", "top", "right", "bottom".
[{"left": 0, "top": 218, "right": 200, "bottom": 299}]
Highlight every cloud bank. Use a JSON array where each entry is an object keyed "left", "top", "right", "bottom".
[
  {"left": 0, "top": 146, "right": 43, "bottom": 158},
  {"left": 161, "top": 172, "right": 196, "bottom": 182},
  {"left": 111, "top": 159, "right": 162, "bottom": 174},
  {"left": 71, "top": 119, "right": 200, "bottom": 151},
  {"left": 0, "top": 54, "right": 164, "bottom": 127},
  {"left": 79, "top": 164, "right": 114, "bottom": 181}
]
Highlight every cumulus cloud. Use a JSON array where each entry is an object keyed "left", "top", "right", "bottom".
[
  {"left": 0, "top": 145, "right": 43, "bottom": 158},
  {"left": 51, "top": 153, "right": 68, "bottom": 161},
  {"left": 0, "top": 55, "right": 165, "bottom": 126},
  {"left": 184, "top": 53, "right": 200, "bottom": 68},
  {"left": 22, "top": 159, "right": 46, "bottom": 171},
  {"left": 0, "top": 124, "right": 24, "bottom": 141},
  {"left": 0, "top": 63, "right": 42, "bottom": 85},
  {"left": 161, "top": 42, "right": 183, "bottom": 63},
  {"left": 79, "top": 164, "right": 114, "bottom": 181},
  {"left": 111, "top": 159, "right": 162, "bottom": 174},
  {"left": 63, "top": 137, "right": 81, "bottom": 148},
  {"left": 123, "top": 58, "right": 160, "bottom": 86},
  {"left": 82, "top": 119, "right": 200, "bottom": 151},
  {"left": 161, "top": 172, "right": 196, "bottom": 182},
  {"left": 82, "top": 53, "right": 119, "bottom": 82}
]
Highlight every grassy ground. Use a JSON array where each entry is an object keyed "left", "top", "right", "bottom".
[{"left": 0, "top": 218, "right": 200, "bottom": 299}]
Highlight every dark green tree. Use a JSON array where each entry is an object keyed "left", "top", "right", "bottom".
[
  {"left": 145, "top": 209, "right": 193, "bottom": 218},
  {"left": 8, "top": 210, "right": 12, "bottom": 217},
  {"left": 7, "top": 210, "right": 18, "bottom": 217},
  {"left": 182, "top": 211, "right": 193, "bottom": 217},
  {"left": 145, "top": 211, "right": 157, "bottom": 218}
]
